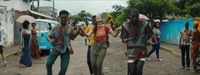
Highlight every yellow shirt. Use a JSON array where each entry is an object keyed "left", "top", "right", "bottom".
[{"left": 84, "top": 25, "right": 94, "bottom": 45}]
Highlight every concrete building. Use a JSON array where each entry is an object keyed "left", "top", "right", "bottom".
[
  {"left": 38, "top": 6, "right": 57, "bottom": 17},
  {"left": 0, "top": 0, "right": 32, "bottom": 11},
  {"left": 0, "top": 0, "right": 54, "bottom": 47},
  {"left": 0, "top": 0, "right": 33, "bottom": 47}
]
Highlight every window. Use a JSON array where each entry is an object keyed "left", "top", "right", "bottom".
[{"left": 35, "top": 21, "right": 48, "bottom": 31}]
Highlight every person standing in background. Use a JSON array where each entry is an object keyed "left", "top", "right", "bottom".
[
  {"left": 191, "top": 21, "right": 200, "bottom": 72},
  {"left": 19, "top": 20, "right": 32, "bottom": 67},
  {"left": 30, "top": 23, "right": 41, "bottom": 59},
  {"left": 83, "top": 15, "right": 96, "bottom": 75},
  {"left": 179, "top": 22, "right": 192, "bottom": 70},
  {"left": 0, "top": 22, "right": 8, "bottom": 66},
  {"left": 146, "top": 22, "right": 162, "bottom": 61}
]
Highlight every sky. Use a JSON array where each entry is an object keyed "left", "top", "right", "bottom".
[{"left": 35, "top": 0, "right": 128, "bottom": 15}]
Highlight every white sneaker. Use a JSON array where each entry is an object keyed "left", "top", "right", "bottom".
[
  {"left": 186, "top": 67, "right": 190, "bottom": 70},
  {"left": 157, "top": 59, "right": 162, "bottom": 61},
  {"left": 3, "top": 61, "right": 7, "bottom": 66},
  {"left": 146, "top": 58, "right": 151, "bottom": 61}
]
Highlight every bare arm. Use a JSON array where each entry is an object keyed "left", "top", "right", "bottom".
[
  {"left": 78, "top": 28, "right": 93, "bottom": 37},
  {"left": 48, "top": 26, "right": 56, "bottom": 43},
  {"left": 86, "top": 30, "right": 93, "bottom": 37},
  {"left": 110, "top": 30, "right": 120, "bottom": 37},
  {"left": 47, "top": 33, "right": 54, "bottom": 43},
  {"left": 68, "top": 39, "right": 74, "bottom": 54},
  {"left": 179, "top": 32, "right": 182, "bottom": 45},
  {"left": 22, "top": 30, "right": 26, "bottom": 48}
]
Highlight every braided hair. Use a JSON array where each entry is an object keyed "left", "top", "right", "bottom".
[
  {"left": 129, "top": 9, "right": 140, "bottom": 40},
  {"left": 92, "top": 15, "right": 98, "bottom": 35}
]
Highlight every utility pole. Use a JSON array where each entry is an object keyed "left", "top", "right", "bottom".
[
  {"left": 53, "top": 0, "right": 55, "bottom": 19},
  {"left": 37, "top": 0, "right": 40, "bottom": 12}
]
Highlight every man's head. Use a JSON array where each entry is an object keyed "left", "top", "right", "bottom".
[
  {"left": 185, "top": 22, "right": 189, "bottom": 29},
  {"left": 92, "top": 15, "right": 96, "bottom": 25},
  {"left": 155, "top": 22, "right": 160, "bottom": 28},
  {"left": 59, "top": 10, "right": 69, "bottom": 26},
  {"left": 130, "top": 9, "right": 139, "bottom": 24}
]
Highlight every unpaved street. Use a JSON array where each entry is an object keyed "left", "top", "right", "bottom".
[{"left": 0, "top": 36, "right": 199, "bottom": 75}]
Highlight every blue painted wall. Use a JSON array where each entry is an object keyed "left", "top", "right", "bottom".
[{"left": 160, "top": 18, "right": 194, "bottom": 45}]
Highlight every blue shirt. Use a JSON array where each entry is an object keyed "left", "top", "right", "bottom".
[{"left": 49, "top": 25, "right": 70, "bottom": 53}]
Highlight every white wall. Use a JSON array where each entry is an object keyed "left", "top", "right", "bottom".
[
  {"left": 0, "top": 0, "right": 31, "bottom": 47},
  {"left": 0, "top": 10, "right": 15, "bottom": 47},
  {"left": 0, "top": 0, "right": 31, "bottom": 11}
]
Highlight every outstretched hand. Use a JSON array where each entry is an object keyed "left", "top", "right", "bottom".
[{"left": 77, "top": 27, "right": 85, "bottom": 36}]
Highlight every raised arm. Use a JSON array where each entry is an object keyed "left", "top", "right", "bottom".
[
  {"left": 107, "top": 25, "right": 120, "bottom": 37},
  {"left": 78, "top": 27, "right": 93, "bottom": 37},
  {"left": 110, "top": 30, "right": 120, "bottom": 37},
  {"left": 47, "top": 26, "right": 55, "bottom": 43}
]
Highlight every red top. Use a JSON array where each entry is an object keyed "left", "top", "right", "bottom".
[{"left": 93, "top": 25, "right": 111, "bottom": 43}]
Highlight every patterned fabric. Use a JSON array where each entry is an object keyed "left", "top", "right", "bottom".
[
  {"left": 121, "top": 20, "right": 148, "bottom": 46},
  {"left": 152, "top": 28, "right": 160, "bottom": 38},
  {"left": 191, "top": 29, "right": 200, "bottom": 60},
  {"left": 120, "top": 20, "right": 148, "bottom": 60},
  {"left": 49, "top": 25, "right": 70, "bottom": 53},
  {"left": 180, "top": 29, "right": 192, "bottom": 45},
  {"left": 30, "top": 29, "right": 40, "bottom": 58}
]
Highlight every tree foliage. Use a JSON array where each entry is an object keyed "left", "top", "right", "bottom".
[
  {"left": 108, "top": 0, "right": 200, "bottom": 26},
  {"left": 70, "top": 10, "right": 92, "bottom": 23}
]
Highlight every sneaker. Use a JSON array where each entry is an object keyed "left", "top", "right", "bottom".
[
  {"left": 146, "top": 58, "right": 151, "bottom": 61},
  {"left": 3, "top": 61, "right": 7, "bottom": 66},
  {"left": 181, "top": 66, "right": 185, "bottom": 69},
  {"left": 186, "top": 67, "right": 190, "bottom": 70},
  {"left": 157, "top": 59, "right": 162, "bottom": 61}
]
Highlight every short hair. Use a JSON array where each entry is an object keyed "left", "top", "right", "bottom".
[
  {"left": 92, "top": 15, "right": 96, "bottom": 19},
  {"left": 0, "top": 22, "right": 1, "bottom": 25},
  {"left": 32, "top": 23, "right": 36, "bottom": 26},
  {"left": 59, "top": 10, "right": 69, "bottom": 17},
  {"left": 22, "top": 20, "right": 30, "bottom": 29}
]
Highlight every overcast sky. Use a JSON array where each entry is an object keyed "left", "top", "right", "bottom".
[{"left": 36, "top": 0, "right": 128, "bottom": 15}]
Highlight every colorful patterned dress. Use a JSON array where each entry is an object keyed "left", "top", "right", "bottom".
[{"left": 30, "top": 29, "right": 40, "bottom": 58}]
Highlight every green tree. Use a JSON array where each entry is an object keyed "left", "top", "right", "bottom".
[
  {"left": 128, "top": 0, "right": 177, "bottom": 20},
  {"left": 70, "top": 10, "right": 92, "bottom": 24},
  {"left": 111, "top": 0, "right": 179, "bottom": 26},
  {"left": 177, "top": 0, "right": 200, "bottom": 17}
]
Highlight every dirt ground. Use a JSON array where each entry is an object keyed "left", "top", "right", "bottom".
[{"left": 0, "top": 36, "right": 199, "bottom": 75}]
